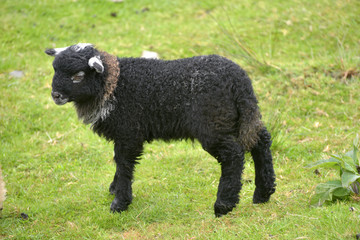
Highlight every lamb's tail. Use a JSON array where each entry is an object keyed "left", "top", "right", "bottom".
[{"left": 231, "top": 67, "right": 264, "bottom": 151}]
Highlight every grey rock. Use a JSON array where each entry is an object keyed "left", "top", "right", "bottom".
[{"left": 10, "top": 70, "right": 24, "bottom": 78}]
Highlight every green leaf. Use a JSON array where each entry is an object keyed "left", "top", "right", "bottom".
[
  {"left": 345, "top": 149, "right": 357, "bottom": 166},
  {"left": 332, "top": 187, "right": 350, "bottom": 198},
  {"left": 342, "top": 155, "right": 358, "bottom": 173},
  {"left": 331, "top": 154, "right": 357, "bottom": 173},
  {"left": 341, "top": 170, "right": 360, "bottom": 188},
  {"left": 310, "top": 192, "right": 326, "bottom": 207},
  {"left": 347, "top": 134, "right": 359, "bottom": 167},
  {"left": 310, "top": 180, "right": 344, "bottom": 207},
  {"left": 305, "top": 158, "right": 341, "bottom": 170},
  {"left": 354, "top": 134, "right": 360, "bottom": 167}
]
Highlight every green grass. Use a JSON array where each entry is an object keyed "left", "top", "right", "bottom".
[{"left": 1, "top": 0, "right": 360, "bottom": 239}]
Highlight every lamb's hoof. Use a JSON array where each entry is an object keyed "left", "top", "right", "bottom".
[
  {"left": 110, "top": 198, "right": 129, "bottom": 213},
  {"left": 214, "top": 201, "right": 236, "bottom": 217},
  {"left": 253, "top": 187, "right": 276, "bottom": 204}
]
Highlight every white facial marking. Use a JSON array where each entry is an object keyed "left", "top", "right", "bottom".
[
  {"left": 71, "top": 71, "right": 85, "bottom": 83},
  {"left": 73, "top": 43, "right": 93, "bottom": 52},
  {"left": 47, "top": 43, "right": 93, "bottom": 56},
  {"left": 53, "top": 47, "right": 68, "bottom": 55}
]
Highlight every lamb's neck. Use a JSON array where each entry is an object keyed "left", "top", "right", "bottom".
[
  {"left": 75, "top": 51, "right": 120, "bottom": 125},
  {"left": 100, "top": 51, "right": 120, "bottom": 103}
]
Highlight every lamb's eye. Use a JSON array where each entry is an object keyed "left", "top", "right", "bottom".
[{"left": 71, "top": 71, "right": 85, "bottom": 83}]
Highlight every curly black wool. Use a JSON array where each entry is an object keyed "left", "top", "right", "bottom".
[{"left": 46, "top": 44, "right": 276, "bottom": 217}]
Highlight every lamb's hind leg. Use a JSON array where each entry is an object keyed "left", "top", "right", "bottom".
[
  {"left": 203, "top": 137, "right": 245, "bottom": 217},
  {"left": 251, "top": 128, "right": 276, "bottom": 204},
  {"left": 109, "top": 173, "right": 118, "bottom": 195}
]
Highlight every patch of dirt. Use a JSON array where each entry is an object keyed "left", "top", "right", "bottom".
[{"left": 326, "top": 68, "right": 360, "bottom": 82}]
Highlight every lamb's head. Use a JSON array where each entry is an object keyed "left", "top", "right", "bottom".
[{"left": 45, "top": 43, "right": 104, "bottom": 105}]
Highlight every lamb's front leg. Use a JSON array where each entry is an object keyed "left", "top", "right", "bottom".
[{"left": 110, "top": 142, "right": 142, "bottom": 213}]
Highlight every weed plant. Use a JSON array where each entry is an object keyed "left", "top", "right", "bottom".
[{"left": 307, "top": 134, "right": 360, "bottom": 206}]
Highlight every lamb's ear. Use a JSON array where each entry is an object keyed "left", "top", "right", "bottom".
[
  {"left": 88, "top": 56, "right": 104, "bottom": 73},
  {"left": 45, "top": 48, "right": 56, "bottom": 56},
  {"left": 45, "top": 47, "right": 68, "bottom": 56}
]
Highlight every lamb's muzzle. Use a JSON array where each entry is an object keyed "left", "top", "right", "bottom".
[{"left": 51, "top": 91, "right": 68, "bottom": 105}]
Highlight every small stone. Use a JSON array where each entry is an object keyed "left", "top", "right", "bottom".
[
  {"left": 142, "top": 7, "right": 150, "bottom": 13},
  {"left": 21, "top": 212, "right": 29, "bottom": 220},
  {"left": 9, "top": 70, "right": 24, "bottom": 78},
  {"left": 141, "top": 50, "right": 159, "bottom": 59}
]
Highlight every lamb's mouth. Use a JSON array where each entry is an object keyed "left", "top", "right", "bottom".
[
  {"left": 53, "top": 97, "right": 69, "bottom": 105},
  {"left": 51, "top": 91, "right": 69, "bottom": 105}
]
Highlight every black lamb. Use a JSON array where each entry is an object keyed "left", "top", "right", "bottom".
[{"left": 45, "top": 43, "right": 276, "bottom": 217}]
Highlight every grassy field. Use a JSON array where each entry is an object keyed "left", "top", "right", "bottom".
[{"left": 1, "top": 0, "right": 360, "bottom": 239}]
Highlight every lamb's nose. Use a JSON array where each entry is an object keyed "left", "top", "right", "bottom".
[{"left": 51, "top": 91, "right": 62, "bottom": 99}]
